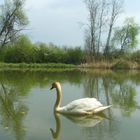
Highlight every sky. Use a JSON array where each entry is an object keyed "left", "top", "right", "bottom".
[
  {"left": 25, "top": 0, "right": 87, "bottom": 46},
  {"left": 0, "top": 0, "right": 140, "bottom": 47}
]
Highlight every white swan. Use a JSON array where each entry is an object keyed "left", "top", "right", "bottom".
[{"left": 50, "top": 81, "right": 111, "bottom": 115}]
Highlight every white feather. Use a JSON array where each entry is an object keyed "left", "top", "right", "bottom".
[{"left": 59, "top": 98, "right": 103, "bottom": 114}]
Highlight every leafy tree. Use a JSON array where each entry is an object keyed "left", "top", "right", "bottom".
[
  {"left": 66, "top": 47, "right": 85, "bottom": 64},
  {"left": 0, "top": 33, "right": 85, "bottom": 64},
  {"left": 46, "top": 43, "right": 66, "bottom": 63},
  {"left": 4, "top": 35, "right": 34, "bottom": 63},
  {"left": 33, "top": 43, "right": 48, "bottom": 63},
  {"left": 112, "top": 17, "right": 140, "bottom": 52},
  {"left": 0, "top": 0, "right": 28, "bottom": 47}
]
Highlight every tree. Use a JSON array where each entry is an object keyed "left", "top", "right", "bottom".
[
  {"left": 66, "top": 47, "right": 85, "bottom": 64},
  {"left": 112, "top": 17, "right": 140, "bottom": 52},
  {"left": 0, "top": 0, "right": 28, "bottom": 47},
  {"left": 84, "top": 0, "right": 98, "bottom": 58},
  {"left": 84, "top": 0, "right": 123, "bottom": 61},
  {"left": 84, "top": 0, "right": 108, "bottom": 61},
  {"left": 104, "top": 0, "right": 123, "bottom": 55},
  {"left": 4, "top": 35, "right": 34, "bottom": 63},
  {"left": 97, "top": 0, "right": 108, "bottom": 54}
]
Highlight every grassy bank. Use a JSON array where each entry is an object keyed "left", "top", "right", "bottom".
[
  {"left": 0, "top": 59, "right": 140, "bottom": 71},
  {"left": 0, "top": 63, "right": 76, "bottom": 71}
]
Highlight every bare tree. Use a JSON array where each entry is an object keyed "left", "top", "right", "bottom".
[
  {"left": 97, "top": 0, "right": 108, "bottom": 54},
  {"left": 84, "top": 0, "right": 99, "bottom": 60},
  {"left": 84, "top": 0, "right": 123, "bottom": 61},
  {"left": 84, "top": 0, "right": 109, "bottom": 61},
  {"left": 0, "top": 0, "right": 28, "bottom": 47},
  {"left": 104, "top": 0, "right": 123, "bottom": 55}
]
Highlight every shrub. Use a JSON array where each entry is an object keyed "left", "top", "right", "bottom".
[
  {"left": 0, "top": 35, "right": 85, "bottom": 64},
  {"left": 130, "top": 50, "right": 140, "bottom": 64},
  {"left": 112, "top": 59, "right": 137, "bottom": 69}
]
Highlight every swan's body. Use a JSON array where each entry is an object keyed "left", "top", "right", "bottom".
[{"left": 50, "top": 82, "right": 111, "bottom": 115}]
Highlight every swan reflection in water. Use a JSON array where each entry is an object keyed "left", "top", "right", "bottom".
[{"left": 50, "top": 111, "right": 105, "bottom": 139}]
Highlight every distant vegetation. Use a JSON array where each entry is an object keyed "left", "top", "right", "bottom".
[
  {"left": 84, "top": 0, "right": 140, "bottom": 62},
  {"left": 0, "top": 0, "right": 140, "bottom": 69},
  {"left": 0, "top": 34, "right": 140, "bottom": 69},
  {"left": 0, "top": 35, "right": 85, "bottom": 64}
]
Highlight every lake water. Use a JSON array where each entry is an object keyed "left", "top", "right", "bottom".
[{"left": 0, "top": 69, "right": 140, "bottom": 140}]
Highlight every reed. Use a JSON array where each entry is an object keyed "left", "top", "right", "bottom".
[{"left": 79, "top": 59, "right": 139, "bottom": 70}]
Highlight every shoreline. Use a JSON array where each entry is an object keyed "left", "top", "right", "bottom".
[{"left": 0, "top": 60, "right": 140, "bottom": 70}]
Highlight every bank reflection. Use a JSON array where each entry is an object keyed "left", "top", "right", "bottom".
[
  {"left": 0, "top": 83, "right": 28, "bottom": 140},
  {"left": 83, "top": 70, "right": 140, "bottom": 117}
]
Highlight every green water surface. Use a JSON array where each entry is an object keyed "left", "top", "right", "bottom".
[{"left": 0, "top": 70, "right": 139, "bottom": 140}]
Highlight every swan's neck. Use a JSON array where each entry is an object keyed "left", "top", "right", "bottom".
[{"left": 54, "top": 84, "right": 62, "bottom": 111}]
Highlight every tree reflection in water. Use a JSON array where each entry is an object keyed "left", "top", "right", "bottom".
[
  {"left": 111, "top": 83, "right": 138, "bottom": 116},
  {"left": 83, "top": 70, "right": 139, "bottom": 117},
  {"left": 0, "top": 83, "right": 28, "bottom": 140},
  {"left": 82, "top": 70, "right": 140, "bottom": 139}
]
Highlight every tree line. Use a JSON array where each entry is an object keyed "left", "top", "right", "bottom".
[
  {"left": 0, "top": 35, "right": 85, "bottom": 64},
  {"left": 0, "top": 0, "right": 140, "bottom": 65}
]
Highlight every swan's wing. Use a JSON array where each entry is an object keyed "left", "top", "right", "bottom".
[{"left": 59, "top": 98, "right": 103, "bottom": 113}]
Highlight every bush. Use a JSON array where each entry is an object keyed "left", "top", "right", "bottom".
[
  {"left": 65, "top": 47, "right": 85, "bottom": 64},
  {"left": 0, "top": 36, "right": 85, "bottom": 64},
  {"left": 112, "top": 60, "right": 130, "bottom": 69},
  {"left": 3, "top": 35, "right": 35, "bottom": 63},
  {"left": 112, "top": 59, "right": 137, "bottom": 69},
  {"left": 130, "top": 50, "right": 140, "bottom": 64}
]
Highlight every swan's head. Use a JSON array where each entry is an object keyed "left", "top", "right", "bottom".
[{"left": 50, "top": 81, "right": 61, "bottom": 90}]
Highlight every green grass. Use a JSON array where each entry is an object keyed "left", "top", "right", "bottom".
[
  {"left": 0, "top": 63, "right": 76, "bottom": 70},
  {"left": 0, "top": 60, "right": 139, "bottom": 71}
]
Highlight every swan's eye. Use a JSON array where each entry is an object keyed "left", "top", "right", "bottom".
[
  {"left": 50, "top": 86, "right": 54, "bottom": 90},
  {"left": 50, "top": 83, "right": 56, "bottom": 90}
]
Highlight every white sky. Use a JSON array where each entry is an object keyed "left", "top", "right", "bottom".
[
  {"left": 25, "top": 0, "right": 87, "bottom": 46},
  {"left": 0, "top": 0, "right": 140, "bottom": 47}
]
